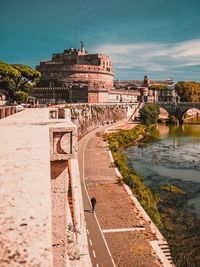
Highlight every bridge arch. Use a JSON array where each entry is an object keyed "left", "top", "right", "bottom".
[
  {"left": 159, "top": 107, "right": 170, "bottom": 120},
  {"left": 157, "top": 102, "right": 200, "bottom": 123},
  {"left": 180, "top": 107, "right": 200, "bottom": 122},
  {"left": 157, "top": 103, "right": 177, "bottom": 117}
]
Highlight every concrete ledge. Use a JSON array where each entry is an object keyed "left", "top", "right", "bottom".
[
  {"left": 0, "top": 108, "right": 76, "bottom": 267},
  {"left": 0, "top": 109, "right": 54, "bottom": 266},
  {"left": 69, "top": 159, "right": 92, "bottom": 267}
]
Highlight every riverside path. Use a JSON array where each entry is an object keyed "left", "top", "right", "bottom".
[
  {"left": 78, "top": 122, "right": 174, "bottom": 267},
  {"left": 78, "top": 127, "right": 115, "bottom": 267}
]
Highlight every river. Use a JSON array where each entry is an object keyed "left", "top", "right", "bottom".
[{"left": 125, "top": 123, "right": 200, "bottom": 218}]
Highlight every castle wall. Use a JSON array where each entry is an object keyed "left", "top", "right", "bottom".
[{"left": 36, "top": 48, "right": 114, "bottom": 90}]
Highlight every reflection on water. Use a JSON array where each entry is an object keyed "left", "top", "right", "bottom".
[{"left": 126, "top": 124, "right": 200, "bottom": 217}]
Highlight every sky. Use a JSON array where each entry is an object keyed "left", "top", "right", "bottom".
[{"left": 1, "top": 0, "right": 200, "bottom": 81}]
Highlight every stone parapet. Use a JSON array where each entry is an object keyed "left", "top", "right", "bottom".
[
  {"left": 0, "top": 109, "right": 54, "bottom": 267},
  {"left": 0, "top": 106, "right": 17, "bottom": 119},
  {"left": 0, "top": 108, "right": 91, "bottom": 267}
]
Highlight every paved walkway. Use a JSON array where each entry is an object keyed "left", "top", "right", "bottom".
[{"left": 78, "top": 124, "right": 174, "bottom": 267}]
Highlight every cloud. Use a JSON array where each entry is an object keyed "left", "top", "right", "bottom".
[{"left": 93, "top": 39, "right": 200, "bottom": 75}]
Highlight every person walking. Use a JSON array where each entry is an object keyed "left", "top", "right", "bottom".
[{"left": 90, "top": 197, "right": 97, "bottom": 212}]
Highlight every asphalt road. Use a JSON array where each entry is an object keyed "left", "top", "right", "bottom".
[{"left": 78, "top": 128, "right": 115, "bottom": 267}]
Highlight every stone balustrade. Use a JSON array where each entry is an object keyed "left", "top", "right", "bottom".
[{"left": 0, "top": 106, "right": 17, "bottom": 119}]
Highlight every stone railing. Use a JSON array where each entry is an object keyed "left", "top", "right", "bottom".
[{"left": 0, "top": 106, "right": 17, "bottom": 119}]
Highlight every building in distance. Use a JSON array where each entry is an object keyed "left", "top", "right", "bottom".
[
  {"left": 34, "top": 42, "right": 114, "bottom": 103},
  {"left": 33, "top": 44, "right": 177, "bottom": 104}
]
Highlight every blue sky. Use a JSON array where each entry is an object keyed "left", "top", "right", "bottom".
[{"left": 1, "top": 0, "right": 200, "bottom": 81}]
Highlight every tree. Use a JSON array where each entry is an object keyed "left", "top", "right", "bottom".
[
  {"left": 0, "top": 61, "right": 41, "bottom": 102},
  {"left": 149, "top": 84, "right": 168, "bottom": 91},
  {"left": 14, "top": 91, "right": 29, "bottom": 103},
  {"left": 11, "top": 64, "right": 41, "bottom": 91},
  {"left": 139, "top": 103, "right": 160, "bottom": 126},
  {"left": 175, "top": 81, "right": 200, "bottom": 102},
  {"left": 0, "top": 61, "right": 20, "bottom": 79}
]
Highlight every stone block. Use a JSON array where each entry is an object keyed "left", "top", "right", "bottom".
[
  {"left": 49, "top": 108, "right": 58, "bottom": 119},
  {"left": 0, "top": 108, "right": 5, "bottom": 119},
  {"left": 50, "top": 127, "right": 77, "bottom": 161},
  {"left": 10, "top": 106, "right": 16, "bottom": 114},
  {"left": 58, "top": 108, "right": 65, "bottom": 118},
  {"left": 5, "top": 107, "right": 10, "bottom": 117}
]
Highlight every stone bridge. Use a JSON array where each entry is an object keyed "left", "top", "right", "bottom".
[{"left": 158, "top": 102, "right": 200, "bottom": 122}]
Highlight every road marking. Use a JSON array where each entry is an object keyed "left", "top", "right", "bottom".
[
  {"left": 82, "top": 128, "right": 116, "bottom": 267},
  {"left": 102, "top": 227, "right": 145, "bottom": 233},
  {"left": 92, "top": 250, "right": 96, "bottom": 258},
  {"left": 96, "top": 264, "right": 99, "bottom": 267},
  {"left": 93, "top": 212, "right": 116, "bottom": 266},
  {"left": 89, "top": 239, "right": 93, "bottom": 246},
  {"left": 87, "top": 229, "right": 89, "bottom": 235}
]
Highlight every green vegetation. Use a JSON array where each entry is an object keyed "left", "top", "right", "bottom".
[
  {"left": 107, "top": 125, "right": 163, "bottom": 228},
  {"left": 149, "top": 84, "right": 168, "bottom": 90},
  {"left": 161, "top": 184, "right": 185, "bottom": 194},
  {"left": 175, "top": 81, "right": 200, "bottom": 102},
  {"left": 158, "top": 184, "right": 200, "bottom": 267},
  {"left": 139, "top": 103, "right": 160, "bottom": 126},
  {"left": 107, "top": 123, "right": 200, "bottom": 266},
  {"left": 14, "top": 91, "right": 29, "bottom": 103},
  {"left": 0, "top": 61, "right": 41, "bottom": 102}
]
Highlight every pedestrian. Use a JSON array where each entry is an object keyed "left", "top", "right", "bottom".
[{"left": 90, "top": 197, "right": 97, "bottom": 212}]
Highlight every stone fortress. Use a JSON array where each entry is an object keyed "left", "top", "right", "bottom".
[
  {"left": 35, "top": 42, "right": 114, "bottom": 103},
  {"left": 33, "top": 43, "right": 178, "bottom": 105}
]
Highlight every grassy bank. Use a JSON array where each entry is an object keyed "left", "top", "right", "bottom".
[
  {"left": 158, "top": 183, "right": 200, "bottom": 267},
  {"left": 106, "top": 125, "right": 163, "bottom": 228},
  {"left": 106, "top": 124, "right": 200, "bottom": 267}
]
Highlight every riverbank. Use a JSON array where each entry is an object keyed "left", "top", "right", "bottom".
[
  {"left": 125, "top": 123, "right": 200, "bottom": 267},
  {"left": 106, "top": 125, "right": 163, "bottom": 228},
  {"left": 81, "top": 124, "right": 174, "bottom": 266}
]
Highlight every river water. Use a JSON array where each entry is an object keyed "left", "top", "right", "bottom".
[{"left": 125, "top": 124, "right": 200, "bottom": 218}]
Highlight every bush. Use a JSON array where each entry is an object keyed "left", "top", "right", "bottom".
[
  {"left": 161, "top": 184, "right": 185, "bottom": 194},
  {"left": 139, "top": 103, "right": 160, "bottom": 126},
  {"left": 107, "top": 125, "right": 163, "bottom": 228}
]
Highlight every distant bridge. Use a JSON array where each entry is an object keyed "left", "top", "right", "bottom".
[{"left": 158, "top": 102, "right": 200, "bottom": 122}]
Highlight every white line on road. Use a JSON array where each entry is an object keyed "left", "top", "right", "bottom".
[
  {"left": 87, "top": 229, "right": 89, "bottom": 235},
  {"left": 82, "top": 129, "right": 116, "bottom": 267},
  {"left": 102, "top": 227, "right": 145, "bottom": 233},
  {"left": 93, "top": 250, "right": 96, "bottom": 258},
  {"left": 96, "top": 264, "right": 99, "bottom": 267},
  {"left": 89, "top": 239, "right": 93, "bottom": 246}
]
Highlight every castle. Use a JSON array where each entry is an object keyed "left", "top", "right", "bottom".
[
  {"left": 33, "top": 44, "right": 177, "bottom": 104},
  {"left": 34, "top": 42, "right": 114, "bottom": 103}
]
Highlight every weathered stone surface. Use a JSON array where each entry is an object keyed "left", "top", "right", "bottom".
[
  {"left": 36, "top": 46, "right": 113, "bottom": 93},
  {"left": 50, "top": 127, "right": 77, "bottom": 161},
  {"left": 0, "top": 109, "right": 76, "bottom": 267},
  {"left": 68, "top": 103, "right": 138, "bottom": 138}
]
